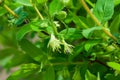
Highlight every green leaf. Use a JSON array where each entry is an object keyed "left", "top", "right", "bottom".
[
  {"left": 49, "top": 0, "right": 64, "bottom": 16},
  {"left": 60, "top": 28, "right": 83, "bottom": 41},
  {"left": 19, "top": 39, "right": 45, "bottom": 63},
  {"left": 16, "top": 24, "right": 32, "bottom": 40},
  {"left": 7, "top": 64, "right": 38, "bottom": 80},
  {"left": 62, "top": 67, "right": 70, "bottom": 79},
  {"left": 37, "top": 0, "right": 48, "bottom": 4},
  {"left": 15, "top": 12, "right": 28, "bottom": 26},
  {"left": 70, "top": 11, "right": 89, "bottom": 29},
  {"left": 84, "top": 39, "right": 101, "bottom": 51},
  {"left": 15, "top": 0, "right": 32, "bottom": 6},
  {"left": 110, "top": 14, "right": 120, "bottom": 34},
  {"left": 105, "top": 73, "right": 120, "bottom": 80},
  {"left": 44, "top": 66, "right": 55, "bottom": 80},
  {"left": 82, "top": 27, "right": 102, "bottom": 38},
  {"left": 68, "top": 42, "right": 84, "bottom": 61},
  {"left": 107, "top": 62, "right": 120, "bottom": 71},
  {"left": 114, "top": 0, "right": 120, "bottom": 6},
  {"left": 97, "top": 72, "right": 101, "bottom": 80},
  {"left": 73, "top": 68, "right": 82, "bottom": 80},
  {"left": 93, "top": 0, "right": 114, "bottom": 23},
  {"left": 14, "top": 6, "right": 23, "bottom": 15},
  {"left": 57, "top": 71, "right": 64, "bottom": 80},
  {"left": 0, "top": 7, "right": 7, "bottom": 16},
  {"left": 5, "top": 53, "right": 34, "bottom": 69},
  {"left": 85, "top": 70, "right": 97, "bottom": 80}
]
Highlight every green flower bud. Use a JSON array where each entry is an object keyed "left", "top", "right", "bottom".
[
  {"left": 56, "top": 11, "right": 67, "bottom": 20},
  {"left": 47, "top": 34, "right": 61, "bottom": 52}
]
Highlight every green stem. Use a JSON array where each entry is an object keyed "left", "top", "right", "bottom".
[
  {"left": 3, "top": 4, "right": 18, "bottom": 17},
  {"left": 30, "top": 0, "right": 44, "bottom": 20},
  {"left": 85, "top": 0, "right": 94, "bottom": 8},
  {"left": 51, "top": 20, "right": 59, "bottom": 35},
  {"left": 44, "top": 3, "right": 58, "bottom": 35},
  {"left": 50, "top": 62, "right": 83, "bottom": 66},
  {"left": 80, "top": 0, "right": 118, "bottom": 42}
]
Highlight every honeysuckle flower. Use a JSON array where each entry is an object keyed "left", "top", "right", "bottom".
[
  {"left": 47, "top": 34, "right": 61, "bottom": 52},
  {"left": 62, "top": 39, "right": 74, "bottom": 54}
]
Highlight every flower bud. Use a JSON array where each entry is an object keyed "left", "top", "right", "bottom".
[{"left": 56, "top": 11, "right": 67, "bottom": 20}]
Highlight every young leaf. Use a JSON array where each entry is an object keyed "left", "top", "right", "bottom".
[
  {"left": 84, "top": 39, "right": 101, "bottom": 52},
  {"left": 15, "top": 0, "right": 32, "bottom": 6},
  {"left": 82, "top": 27, "right": 102, "bottom": 38},
  {"left": 110, "top": 14, "right": 120, "bottom": 34},
  {"left": 16, "top": 24, "right": 32, "bottom": 41},
  {"left": 85, "top": 70, "right": 97, "bottom": 80},
  {"left": 15, "top": 12, "right": 28, "bottom": 26},
  {"left": 93, "top": 0, "right": 114, "bottom": 23},
  {"left": 72, "top": 68, "right": 82, "bottom": 80},
  {"left": 62, "top": 67, "right": 70, "bottom": 79},
  {"left": 97, "top": 72, "right": 101, "bottom": 80},
  {"left": 107, "top": 62, "right": 120, "bottom": 71},
  {"left": 60, "top": 28, "right": 83, "bottom": 41},
  {"left": 49, "top": 0, "right": 64, "bottom": 16}
]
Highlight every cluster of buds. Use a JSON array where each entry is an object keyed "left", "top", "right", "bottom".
[{"left": 47, "top": 34, "right": 74, "bottom": 54}]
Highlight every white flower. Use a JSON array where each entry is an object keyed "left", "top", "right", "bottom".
[
  {"left": 62, "top": 39, "right": 74, "bottom": 54},
  {"left": 47, "top": 34, "right": 61, "bottom": 52}
]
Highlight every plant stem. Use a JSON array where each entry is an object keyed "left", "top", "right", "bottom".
[
  {"left": 44, "top": 3, "right": 58, "bottom": 35},
  {"left": 80, "top": 0, "right": 100, "bottom": 25},
  {"left": 51, "top": 62, "right": 83, "bottom": 66},
  {"left": 3, "top": 4, "right": 18, "bottom": 17},
  {"left": 48, "top": 60, "right": 109, "bottom": 68},
  {"left": 95, "top": 59, "right": 109, "bottom": 68},
  {"left": 30, "top": 0, "right": 44, "bottom": 20},
  {"left": 80, "top": 0, "right": 118, "bottom": 42},
  {"left": 85, "top": 0, "right": 94, "bottom": 8}
]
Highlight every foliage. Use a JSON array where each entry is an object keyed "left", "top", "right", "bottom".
[{"left": 0, "top": 0, "right": 120, "bottom": 80}]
